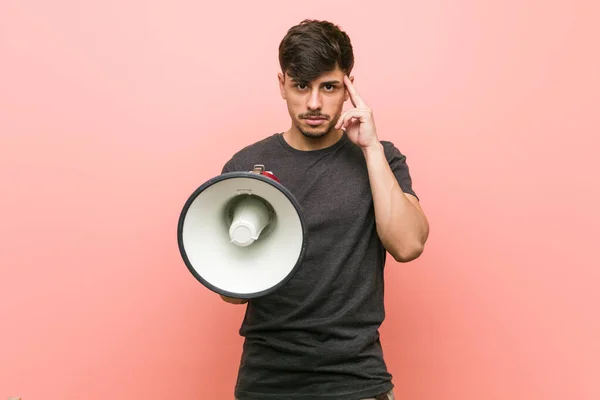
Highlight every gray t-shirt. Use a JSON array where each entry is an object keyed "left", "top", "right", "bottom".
[{"left": 221, "top": 132, "right": 418, "bottom": 400}]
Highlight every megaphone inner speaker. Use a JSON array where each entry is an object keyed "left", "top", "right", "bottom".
[
  {"left": 224, "top": 193, "right": 277, "bottom": 247},
  {"left": 178, "top": 173, "right": 306, "bottom": 298}
]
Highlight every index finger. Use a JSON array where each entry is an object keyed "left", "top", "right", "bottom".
[{"left": 344, "top": 75, "right": 366, "bottom": 108}]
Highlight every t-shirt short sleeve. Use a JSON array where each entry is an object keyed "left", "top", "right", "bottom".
[
  {"left": 221, "top": 157, "right": 237, "bottom": 174},
  {"left": 383, "top": 141, "right": 419, "bottom": 201}
]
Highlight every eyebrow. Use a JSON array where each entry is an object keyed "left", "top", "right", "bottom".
[{"left": 291, "top": 79, "right": 342, "bottom": 86}]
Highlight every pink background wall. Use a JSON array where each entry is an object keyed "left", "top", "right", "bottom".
[{"left": 1, "top": 0, "right": 598, "bottom": 399}]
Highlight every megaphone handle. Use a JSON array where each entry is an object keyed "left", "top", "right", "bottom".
[{"left": 251, "top": 164, "right": 281, "bottom": 183}]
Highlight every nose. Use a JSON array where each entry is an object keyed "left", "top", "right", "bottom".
[{"left": 306, "top": 88, "right": 322, "bottom": 110}]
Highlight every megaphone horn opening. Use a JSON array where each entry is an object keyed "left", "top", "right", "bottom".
[{"left": 224, "top": 194, "right": 277, "bottom": 247}]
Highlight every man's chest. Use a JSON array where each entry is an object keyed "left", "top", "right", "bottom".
[{"left": 262, "top": 157, "right": 374, "bottom": 233}]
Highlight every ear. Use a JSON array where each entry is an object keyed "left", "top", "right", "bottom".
[{"left": 277, "top": 72, "right": 287, "bottom": 100}]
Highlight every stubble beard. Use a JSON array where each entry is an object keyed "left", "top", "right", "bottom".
[{"left": 298, "top": 119, "right": 336, "bottom": 140}]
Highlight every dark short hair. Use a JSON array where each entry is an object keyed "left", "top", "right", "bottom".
[{"left": 278, "top": 19, "right": 354, "bottom": 82}]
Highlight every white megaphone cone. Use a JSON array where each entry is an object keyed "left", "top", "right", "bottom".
[{"left": 177, "top": 165, "right": 307, "bottom": 299}]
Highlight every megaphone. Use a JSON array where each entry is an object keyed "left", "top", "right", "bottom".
[{"left": 177, "top": 165, "right": 307, "bottom": 299}]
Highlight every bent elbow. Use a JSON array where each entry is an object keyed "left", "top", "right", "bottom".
[{"left": 390, "top": 242, "right": 425, "bottom": 263}]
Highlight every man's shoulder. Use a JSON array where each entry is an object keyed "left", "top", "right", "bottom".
[
  {"left": 378, "top": 139, "right": 408, "bottom": 162},
  {"left": 379, "top": 139, "right": 400, "bottom": 152},
  {"left": 231, "top": 133, "right": 280, "bottom": 158},
  {"left": 221, "top": 133, "right": 282, "bottom": 173}
]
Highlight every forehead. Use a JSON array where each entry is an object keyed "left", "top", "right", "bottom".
[{"left": 287, "top": 68, "right": 345, "bottom": 84}]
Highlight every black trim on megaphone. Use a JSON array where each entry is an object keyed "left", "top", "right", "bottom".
[{"left": 177, "top": 171, "right": 308, "bottom": 300}]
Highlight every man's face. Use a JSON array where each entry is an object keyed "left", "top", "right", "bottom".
[{"left": 278, "top": 66, "right": 351, "bottom": 139}]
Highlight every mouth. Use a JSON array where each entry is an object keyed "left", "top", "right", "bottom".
[{"left": 302, "top": 116, "right": 328, "bottom": 126}]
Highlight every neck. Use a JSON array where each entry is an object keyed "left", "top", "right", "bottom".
[{"left": 283, "top": 124, "right": 344, "bottom": 151}]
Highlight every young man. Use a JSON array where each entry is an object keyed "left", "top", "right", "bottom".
[{"left": 221, "top": 19, "right": 429, "bottom": 400}]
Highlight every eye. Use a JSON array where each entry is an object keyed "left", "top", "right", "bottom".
[
  {"left": 296, "top": 83, "right": 308, "bottom": 90},
  {"left": 323, "top": 84, "right": 335, "bottom": 91}
]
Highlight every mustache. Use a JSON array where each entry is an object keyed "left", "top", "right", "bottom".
[{"left": 299, "top": 112, "right": 330, "bottom": 119}]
